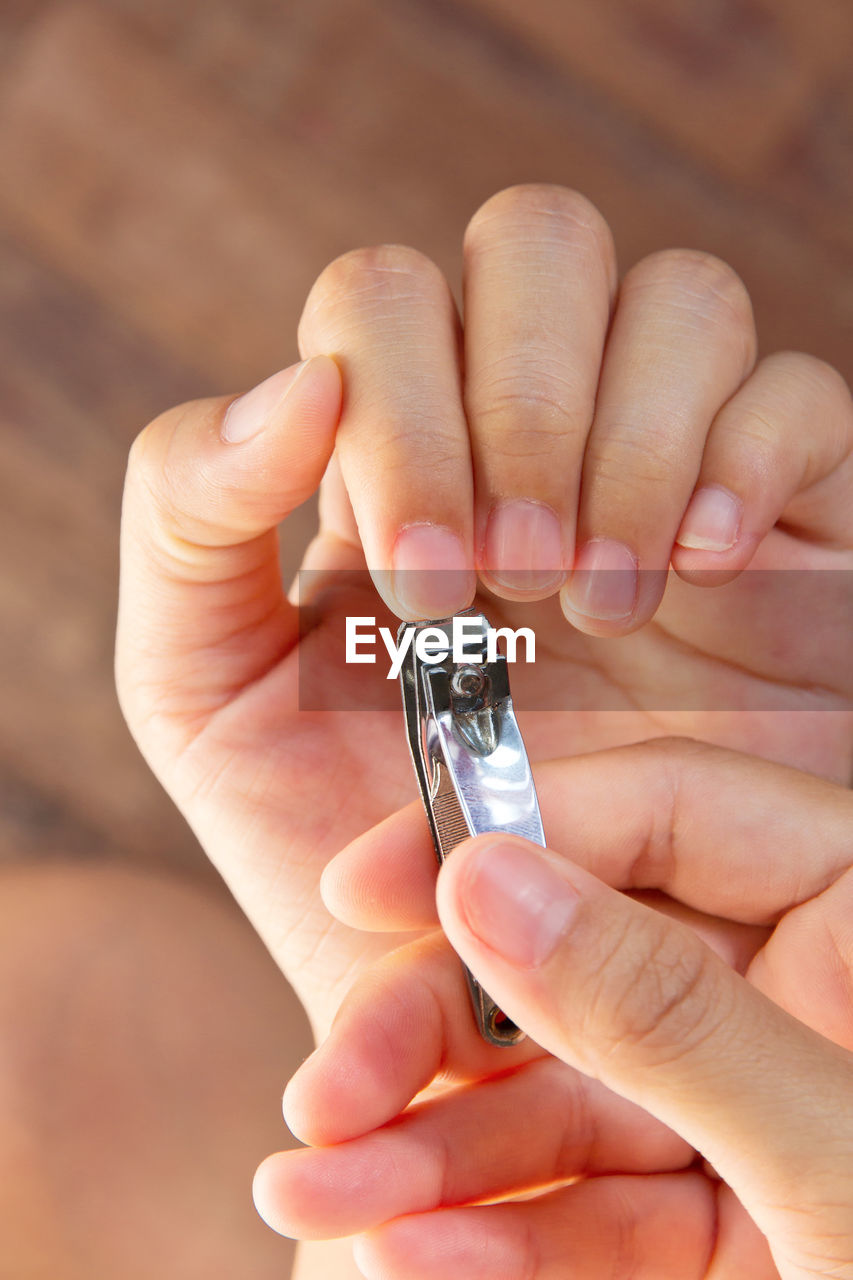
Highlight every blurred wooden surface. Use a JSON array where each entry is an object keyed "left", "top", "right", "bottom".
[{"left": 0, "top": 0, "right": 851, "bottom": 877}]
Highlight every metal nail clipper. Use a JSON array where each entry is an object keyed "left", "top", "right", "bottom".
[{"left": 399, "top": 610, "right": 545, "bottom": 1047}]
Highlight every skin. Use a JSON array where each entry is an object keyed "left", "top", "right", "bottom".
[
  {"left": 115, "top": 184, "right": 853, "bottom": 1277},
  {"left": 0, "top": 863, "right": 303, "bottom": 1280},
  {"left": 259, "top": 742, "right": 853, "bottom": 1278}
]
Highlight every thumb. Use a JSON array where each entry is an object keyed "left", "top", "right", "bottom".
[
  {"left": 437, "top": 834, "right": 853, "bottom": 1268},
  {"left": 117, "top": 354, "right": 341, "bottom": 750}
]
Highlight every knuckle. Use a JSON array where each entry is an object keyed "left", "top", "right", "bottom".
[
  {"left": 762, "top": 350, "right": 853, "bottom": 410},
  {"left": 125, "top": 404, "right": 222, "bottom": 559},
  {"left": 465, "top": 184, "right": 614, "bottom": 263},
  {"left": 644, "top": 734, "right": 707, "bottom": 761},
  {"left": 584, "top": 424, "right": 677, "bottom": 492},
  {"left": 585, "top": 912, "right": 723, "bottom": 1068},
  {"left": 301, "top": 243, "right": 448, "bottom": 337},
  {"left": 624, "top": 248, "right": 754, "bottom": 334},
  {"left": 469, "top": 371, "right": 590, "bottom": 450}
]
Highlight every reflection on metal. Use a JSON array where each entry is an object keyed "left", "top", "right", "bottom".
[{"left": 400, "top": 610, "right": 545, "bottom": 1047}]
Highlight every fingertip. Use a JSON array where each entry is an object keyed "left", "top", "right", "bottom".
[
  {"left": 281, "top": 1061, "right": 322, "bottom": 1146},
  {"left": 318, "top": 849, "right": 390, "bottom": 931},
  {"left": 280, "top": 1045, "right": 373, "bottom": 1148},
  {"left": 438, "top": 834, "right": 581, "bottom": 973},
  {"left": 675, "top": 484, "right": 742, "bottom": 553},
  {"left": 320, "top": 812, "right": 441, "bottom": 932},
  {"left": 558, "top": 593, "right": 642, "bottom": 636},
  {"left": 353, "top": 1224, "right": 431, "bottom": 1280},
  {"left": 280, "top": 960, "right": 445, "bottom": 1145},
  {"left": 387, "top": 526, "right": 476, "bottom": 621},
  {"left": 253, "top": 1148, "right": 356, "bottom": 1241},
  {"left": 252, "top": 1152, "right": 298, "bottom": 1239},
  {"left": 290, "top": 352, "right": 344, "bottom": 427},
  {"left": 354, "top": 1221, "right": 427, "bottom": 1280},
  {"left": 221, "top": 354, "right": 340, "bottom": 445},
  {"left": 559, "top": 548, "right": 666, "bottom": 636},
  {"left": 670, "top": 531, "right": 760, "bottom": 585},
  {"left": 557, "top": 586, "right": 658, "bottom": 637},
  {"left": 352, "top": 1232, "right": 384, "bottom": 1279},
  {"left": 318, "top": 854, "right": 360, "bottom": 926},
  {"left": 670, "top": 558, "right": 746, "bottom": 588},
  {"left": 478, "top": 500, "right": 567, "bottom": 602}
]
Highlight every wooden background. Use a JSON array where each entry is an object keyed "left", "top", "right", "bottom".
[{"left": 1, "top": 0, "right": 851, "bottom": 880}]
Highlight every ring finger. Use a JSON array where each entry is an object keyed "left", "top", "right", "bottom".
[{"left": 562, "top": 248, "right": 757, "bottom": 633}]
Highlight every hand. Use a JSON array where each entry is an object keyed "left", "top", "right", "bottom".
[
  {"left": 254, "top": 740, "right": 853, "bottom": 1279},
  {"left": 116, "top": 184, "right": 853, "bottom": 1042}
]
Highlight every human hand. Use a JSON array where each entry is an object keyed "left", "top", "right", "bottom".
[
  {"left": 255, "top": 739, "right": 853, "bottom": 1279},
  {"left": 116, "top": 184, "right": 853, "bottom": 1043}
]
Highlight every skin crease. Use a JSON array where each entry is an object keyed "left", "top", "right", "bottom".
[
  {"left": 266, "top": 745, "right": 853, "bottom": 1278},
  {"left": 115, "top": 185, "right": 853, "bottom": 1279}
]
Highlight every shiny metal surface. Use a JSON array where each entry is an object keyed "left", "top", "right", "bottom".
[{"left": 399, "top": 610, "right": 545, "bottom": 1047}]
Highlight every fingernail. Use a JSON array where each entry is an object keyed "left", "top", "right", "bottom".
[
  {"left": 458, "top": 839, "right": 579, "bottom": 968},
  {"left": 392, "top": 524, "right": 473, "bottom": 620},
  {"left": 676, "top": 485, "right": 742, "bottom": 552},
  {"left": 484, "top": 500, "right": 564, "bottom": 593},
  {"left": 222, "top": 359, "right": 310, "bottom": 443},
  {"left": 566, "top": 539, "right": 638, "bottom": 620}
]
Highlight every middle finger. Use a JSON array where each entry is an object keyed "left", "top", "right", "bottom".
[{"left": 463, "top": 184, "right": 617, "bottom": 599}]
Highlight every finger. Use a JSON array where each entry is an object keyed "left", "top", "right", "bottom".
[
  {"left": 322, "top": 819, "right": 767, "bottom": 976},
  {"left": 320, "top": 799, "right": 441, "bottom": 931},
  {"left": 116, "top": 356, "right": 341, "bottom": 753},
  {"left": 282, "top": 931, "right": 539, "bottom": 1147},
  {"left": 289, "top": 901, "right": 758, "bottom": 1156},
  {"left": 322, "top": 738, "right": 853, "bottom": 931},
  {"left": 673, "top": 351, "right": 853, "bottom": 580},
  {"left": 748, "top": 863, "right": 853, "bottom": 1050},
  {"left": 437, "top": 833, "right": 853, "bottom": 1246},
  {"left": 628, "top": 890, "right": 769, "bottom": 975},
  {"left": 561, "top": 249, "right": 756, "bottom": 634},
  {"left": 353, "top": 1174, "right": 723, "bottom": 1280},
  {"left": 462, "top": 184, "right": 616, "bottom": 599},
  {"left": 257, "top": 1059, "right": 690, "bottom": 1241},
  {"left": 298, "top": 245, "right": 476, "bottom": 621}
]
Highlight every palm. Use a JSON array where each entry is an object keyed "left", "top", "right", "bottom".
[{"left": 175, "top": 525, "right": 853, "bottom": 1037}]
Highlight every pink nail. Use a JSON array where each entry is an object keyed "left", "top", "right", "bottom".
[
  {"left": 676, "top": 486, "right": 742, "bottom": 552},
  {"left": 459, "top": 839, "right": 579, "bottom": 969},
  {"left": 566, "top": 539, "right": 638, "bottom": 620},
  {"left": 222, "top": 359, "right": 309, "bottom": 443},
  {"left": 392, "top": 524, "right": 474, "bottom": 620},
  {"left": 484, "top": 501, "right": 564, "bottom": 594}
]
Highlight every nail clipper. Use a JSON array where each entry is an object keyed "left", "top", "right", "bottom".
[{"left": 399, "top": 609, "right": 545, "bottom": 1046}]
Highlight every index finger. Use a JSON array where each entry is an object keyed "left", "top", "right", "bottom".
[
  {"left": 322, "top": 737, "right": 853, "bottom": 929},
  {"left": 298, "top": 245, "right": 476, "bottom": 621}
]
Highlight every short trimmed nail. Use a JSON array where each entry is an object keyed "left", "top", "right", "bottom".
[
  {"left": 676, "top": 485, "right": 742, "bottom": 552},
  {"left": 566, "top": 539, "right": 638, "bottom": 620},
  {"left": 392, "top": 524, "right": 473, "bottom": 620},
  {"left": 459, "top": 839, "right": 579, "bottom": 968},
  {"left": 222, "top": 359, "right": 310, "bottom": 443},
  {"left": 484, "top": 501, "right": 564, "bottom": 593}
]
